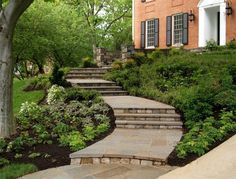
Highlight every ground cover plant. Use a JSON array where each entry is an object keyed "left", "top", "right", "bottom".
[
  {"left": 106, "top": 48, "right": 236, "bottom": 165},
  {"left": 1, "top": 85, "right": 114, "bottom": 177}
]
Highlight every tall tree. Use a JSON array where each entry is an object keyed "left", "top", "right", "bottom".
[
  {"left": 14, "top": 0, "right": 90, "bottom": 78},
  {"left": 69, "top": 0, "right": 132, "bottom": 55}
]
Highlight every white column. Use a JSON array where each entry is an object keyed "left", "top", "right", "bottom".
[
  {"left": 198, "top": 7, "right": 206, "bottom": 47},
  {"left": 220, "top": 3, "right": 226, "bottom": 46}
]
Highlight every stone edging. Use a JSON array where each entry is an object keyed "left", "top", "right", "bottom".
[{"left": 71, "top": 157, "right": 166, "bottom": 167}]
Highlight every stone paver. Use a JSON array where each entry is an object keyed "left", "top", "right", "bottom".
[
  {"left": 21, "top": 164, "right": 175, "bottom": 179},
  {"left": 159, "top": 134, "right": 236, "bottom": 179},
  {"left": 70, "top": 128, "right": 182, "bottom": 162},
  {"left": 67, "top": 79, "right": 115, "bottom": 84},
  {"left": 102, "top": 96, "right": 175, "bottom": 109}
]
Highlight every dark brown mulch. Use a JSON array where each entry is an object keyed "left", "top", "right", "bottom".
[
  {"left": 167, "top": 132, "right": 236, "bottom": 166},
  {"left": 2, "top": 141, "right": 71, "bottom": 170}
]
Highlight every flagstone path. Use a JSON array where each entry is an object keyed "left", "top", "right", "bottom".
[{"left": 68, "top": 68, "right": 183, "bottom": 166}]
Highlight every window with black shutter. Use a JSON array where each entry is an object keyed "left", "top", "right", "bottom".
[
  {"left": 141, "top": 19, "right": 159, "bottom": 49},
  {"left": 167, "top": 13, "right": 189, "bottom": 46}
]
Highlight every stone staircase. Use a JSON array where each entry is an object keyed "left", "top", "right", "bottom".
[
  {"left": 68, "top": 68, "right": 183, "bottom": 167},
  {"left": 114, "top": 108, "right": 182, "bottom": 129},
  {"left": 66, "top": 68, "right": 108, "bottom": 79},
  {"left": 104, "top": 96, "right": 182, "bottom": 130},
  {"left": 66, "top": 68, "right": 128, "bottom": 96}
]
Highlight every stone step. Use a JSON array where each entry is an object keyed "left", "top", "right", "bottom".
[
  {"left": 116, "top": 120, "right": 183, "bottom": 129},
  {"left": 100, "top": 91, "right": 128, "bottom": 96},
  {"left": 67, "top": 71, "right": 106, "bottom": 75},
  {"left": 66, "top": 74, "right": 104, "bottom": 79},
  {"left": 80, "top": 86, "right": 123, "bottom": 91},
  {"left": 113, "top": 108, "right": 176, "bottom": 115},
  {"left": 115, "top": 113, "right": 181, "bottom": 121},
  {"left": 76, "top": 82, "right": 117, "bottom": 87},
  {"left": 70, "top": 68, "right": 110, "bottom": 73}
]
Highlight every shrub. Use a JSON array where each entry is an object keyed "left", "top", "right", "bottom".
[
  {"left": 176, "top": 111, "right": 236, "bottom": 158},
  {"left": 133, "top": 52, "right": 146, "bottom": 66},
  {"left": 26, "top": 75, "right": 50, "bottom": 91},
  {"left": 32, "top": 124, "right": 51, "bottom": 144},
  {"left": 81, "top": 57, "right": 97, "bottom": 68},
  {"left": 147, "top": 49, "right": 163, "bottom": 60},
  {"left": 226, "top": 40, "right": 236, "bottom": 49},
  {"left": 64, "top": 88, "right": 100, "bottom": 103},
  {"left": 47, "top": 85, "right": 66, "bottom": 104},
  {"left": 106, "top": 50, "right": 236, "bottom": 159},
  {"left": 111, "top": 60, "right": 123, "bottom": 70},
  {"left": 214, "top": 89, "right": 236, "bottom": 110},
  {"left": 49, "top": 64, "right": 71, "bottom": 87},
  {"left": 59, "top": 131, "right": 86, "bottom": 151},
  {"left": 206, "top": 39, "right": 219, "bottom": 51},
  {"left": 168, "top": 48, "right": 184, "bottom": 56},
  {"left": 17, "top": 102, "right": 43, "bottom": 129},
  {"left": 53, "top": 122, "right": 71, "bottom": 137},
  {"left": 83, "top": 126, "right": 96, "bottom": 141},
  {"left": 124, "top": 59, "right": 136, "bottom": 68},
  {"left": 96, "top": 123, "right": 110, "bottom": 135}
]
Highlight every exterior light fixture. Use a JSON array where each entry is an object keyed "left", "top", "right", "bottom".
[
  {"left": 226, "top": 2, "right": 233, "bottom": 16},
  {"left": 189, "top": 10, "right": 195, "bottom": 22}
]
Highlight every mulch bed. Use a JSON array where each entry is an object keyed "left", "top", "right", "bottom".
[{"left": 1, "top": 106, "right": 116, "bottom": 171}]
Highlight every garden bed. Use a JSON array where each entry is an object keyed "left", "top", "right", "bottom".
[
  {"left": 106, "top": 49, "right": 236, "bottom": 165},
  {"left": 1, "top": 85, "right": 116, "bottom": 174}
]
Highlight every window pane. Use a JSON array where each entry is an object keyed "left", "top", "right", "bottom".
[
  {"left": 146, "top": 20, "right": 155, "bottom": 47},
  {"left": 173, "top": 14, "right": 183, "bottom": 44}
]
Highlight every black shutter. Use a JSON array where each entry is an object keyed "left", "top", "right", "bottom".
[
  {"left": 154, "top": 19, "right": 159, "bottom": 47},
  {"left": 141, "top": 21, "right": 146, "bottom": 49},
  {"left": 182, "top": 13, "right": 189, "bottom": 45},
  {"left": 166, "top": 16, "right": 172, "bottom": 47}
]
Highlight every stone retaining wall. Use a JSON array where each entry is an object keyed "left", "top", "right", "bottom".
[{"left": 71, "top": 157, "right": 166, "bottom": 167}]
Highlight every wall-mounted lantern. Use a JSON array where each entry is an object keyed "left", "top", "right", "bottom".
[
  {"left": 189, "top": 10, "right": 195, "bottom": 22},
  {"left": 226, "top": 2, "right": 233, "bottom": 16}
]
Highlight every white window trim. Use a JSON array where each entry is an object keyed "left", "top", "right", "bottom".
[
  {"left": 172, "top": 13, "right": 184, "bottom": 46},
  {"left": 146, "top": 19, "right": 155, "bottom": 49}
]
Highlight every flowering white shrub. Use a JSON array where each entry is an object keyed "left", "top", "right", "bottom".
[
  {"left": 19, "top": 101, "right": 41, "bottom": 115},
  {"left": 18, "top": 102, "right": 43, "bottom": 129},
  {"left": 47, "top": 85, "right": 66, "bottom": 104}
]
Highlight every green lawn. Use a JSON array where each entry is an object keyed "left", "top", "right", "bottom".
[
  {"left": 13, "top": 78, "right": 45, "bottom": 114},
  {"left": 0, "top": 164, "right": 38, "bottom": 179}
]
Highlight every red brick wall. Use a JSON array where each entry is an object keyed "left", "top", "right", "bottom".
[
  {"left": 227, "top": 0, "right": 236, "bottom": 42},
  {"left": 134, "top": 0, "right": 236, "bottom": 49}
]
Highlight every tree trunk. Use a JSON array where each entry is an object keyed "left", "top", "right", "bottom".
[
  {"left": 0, "top": 21, "right": 15, "bottom": 137},
  {"left": 0, "top": 0, "right": 34, "bottom": 137}
]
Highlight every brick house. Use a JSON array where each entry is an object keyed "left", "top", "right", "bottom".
[{"left": 132, "top": 0, "right": 236, "bottom": 49}]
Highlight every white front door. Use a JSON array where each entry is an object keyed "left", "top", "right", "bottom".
[{"left": 198, "top": 0, "right": 226, "bottom": 47}]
